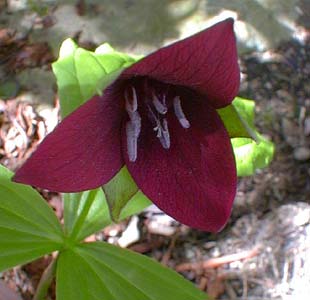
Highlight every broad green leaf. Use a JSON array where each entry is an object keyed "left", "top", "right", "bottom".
[
  {"left": 52, "top": 38, "right": 137, "bottom": 117},
  {"left": 0, "top": 165, "right": 64, "bottom": 271},
  {"left": 233, "top": 134, "right": 274, "bottom": 176},
  {"left": 218, "top": 97, "right": 258, "bottom": 140},
  {"left": 63, "top": 188, "right": 111, "bottom": 242},
  {"left": 56, "top": 242, "right": 207, "bottom": 300}
]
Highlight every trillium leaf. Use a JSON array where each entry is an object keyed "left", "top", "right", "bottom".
[
  {"left": 52, "top": 38, "right": 137, "bottom": 117},
  {"left": 233, "top": 134, "right": 275, "bottom": 176},
  {"left": 63, "top": 188, "right": 111, "bottom": 242},
  {"left": 218, "top": 97, "right": 257, "bottom": 139},
  {"left": 56, "top": 242, "right": 207, "bottom": 300},
  {"left": 0, "top": 165, "right": 64, "bottom": 272}
]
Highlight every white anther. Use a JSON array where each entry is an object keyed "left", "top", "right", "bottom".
[
  {"left": 125, "top": 87, "right": 138, "bottom": 113},
  {"left": 159, "top": 118, "right": 170, "bottom": 149},
  {"left": 126, "top": 121, "right": 138, "bottom": 162},
  {"left": 152, "top": 92, "right": 167, "bottom": 114},
  {"left": 173, "top": 96, "right": 190, "bottom": 129}
]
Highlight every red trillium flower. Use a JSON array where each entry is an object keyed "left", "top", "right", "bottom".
[{"left": 13, "top": 19, "right": 240, "bottom": 232}]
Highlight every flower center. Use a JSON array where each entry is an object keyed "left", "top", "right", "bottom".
[{"left": 124, "top": 84, "right": 190, "bottom": 162}]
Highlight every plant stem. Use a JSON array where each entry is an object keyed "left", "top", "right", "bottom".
[{"left": 33, "top": 255, "right": 58, "bottom": 300}]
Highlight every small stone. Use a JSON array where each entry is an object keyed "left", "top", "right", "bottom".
[
  {"left": 118, "top": 216, "right": 140, "bottom": 248},
  {"left": 294, "top": 147, "right": 310, "bottom": 161}
]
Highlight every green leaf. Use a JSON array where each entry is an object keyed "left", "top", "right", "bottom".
[
  {"left": 233, "top": 134, "right": 275, "bottom": 176},
  {"left": 52, "top": 38, "right": 137, "bottom": 118},
  {"left": 0, "top": 165, "right": 64, "bottom": 271},
  {"left": 63, "top": 188, "right": 111, "bottom": 243},
  {"left": 218, "top": 97, "right": 258, "bottom": 140},
  {"left": 56, "top": 242, "right": 207, "bottom": 300}
]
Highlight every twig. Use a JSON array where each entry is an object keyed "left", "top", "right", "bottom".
[
  {"left": 176, "top": 247, "right": 260, "bottom": 272},
  {"left": 33, "top": 256, "right": 58, "bottom": 300},
  {"left": 161, "top": 230, "right": 179, "bottom": 265}
]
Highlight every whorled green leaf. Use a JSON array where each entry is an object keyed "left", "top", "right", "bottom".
[
  {"left": 0, "top": 165, "right": 64, "bottom": 271},
  {"left": 233, "top": 134, "right": 275, "bottom": 176},
  {"left": 56, "top": 242, "right": 207, "bottom": 300},
  {"left": 63, "top": 188, "right": 111, "bottom": 243},
  {"left": 52, "top": 38, "right": 137, "bottom": 118}
]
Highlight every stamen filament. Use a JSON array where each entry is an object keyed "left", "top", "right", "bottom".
[
  {"left": 173, "top": 96, "right": 190, "bottom": 129},
  {"left": 152, "top": 92, "right": 167, "bottom": 114}
]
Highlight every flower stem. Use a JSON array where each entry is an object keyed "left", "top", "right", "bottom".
[{"left": 33, "top": 255, "right": 58, "bottom": 300}]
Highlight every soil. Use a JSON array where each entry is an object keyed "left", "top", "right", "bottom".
[{"left": 0, "top": 2, "right": 310, "bottom": 300}]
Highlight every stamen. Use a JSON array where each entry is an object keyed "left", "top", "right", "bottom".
[
  {"left": 159, "top": 118, "right": 170, "bottom": 149},
  {"left": 173, "top": 96, "right": 190, "bottom": 129},
  {"left": 126, "top": 122, "right": 138, "bottom": 162},
  {"left": 152, "top": 92, "right": 167, "bottom": 114},
  {"left": 125, "top": 87, "right": 138, "bottom": 112},
  {"left": 129, "top": 110, "right": 141, "bottom": 137}
]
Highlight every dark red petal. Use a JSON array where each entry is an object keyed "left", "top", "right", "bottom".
[
  {"left": 13, "top": 91, "right": 124, "bottom": 192},
  {"left": 122, "top": 19, "right": 240, "bottom": 109},
  {"left": 123, "top": 100, "right": 237, "bottom": 232}
]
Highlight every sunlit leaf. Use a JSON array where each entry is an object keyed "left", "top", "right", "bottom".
[
  {"left": 57, "top": 242, "right": 207, "bottom": 300},
  {"left": 218, "top": 97, "right": 257, "bottom": 140},
  {"left": 52, "top": 38, "right": 137, "bottom": 117},
  {"left": 233, "top": 134, "right": 275, "bottom": 176},
  {"left": 0, "top": 165, "right": 64, "bottom": 271},
  {"left": 219, "top": 97, "right": 274, "bottom": 176}
]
